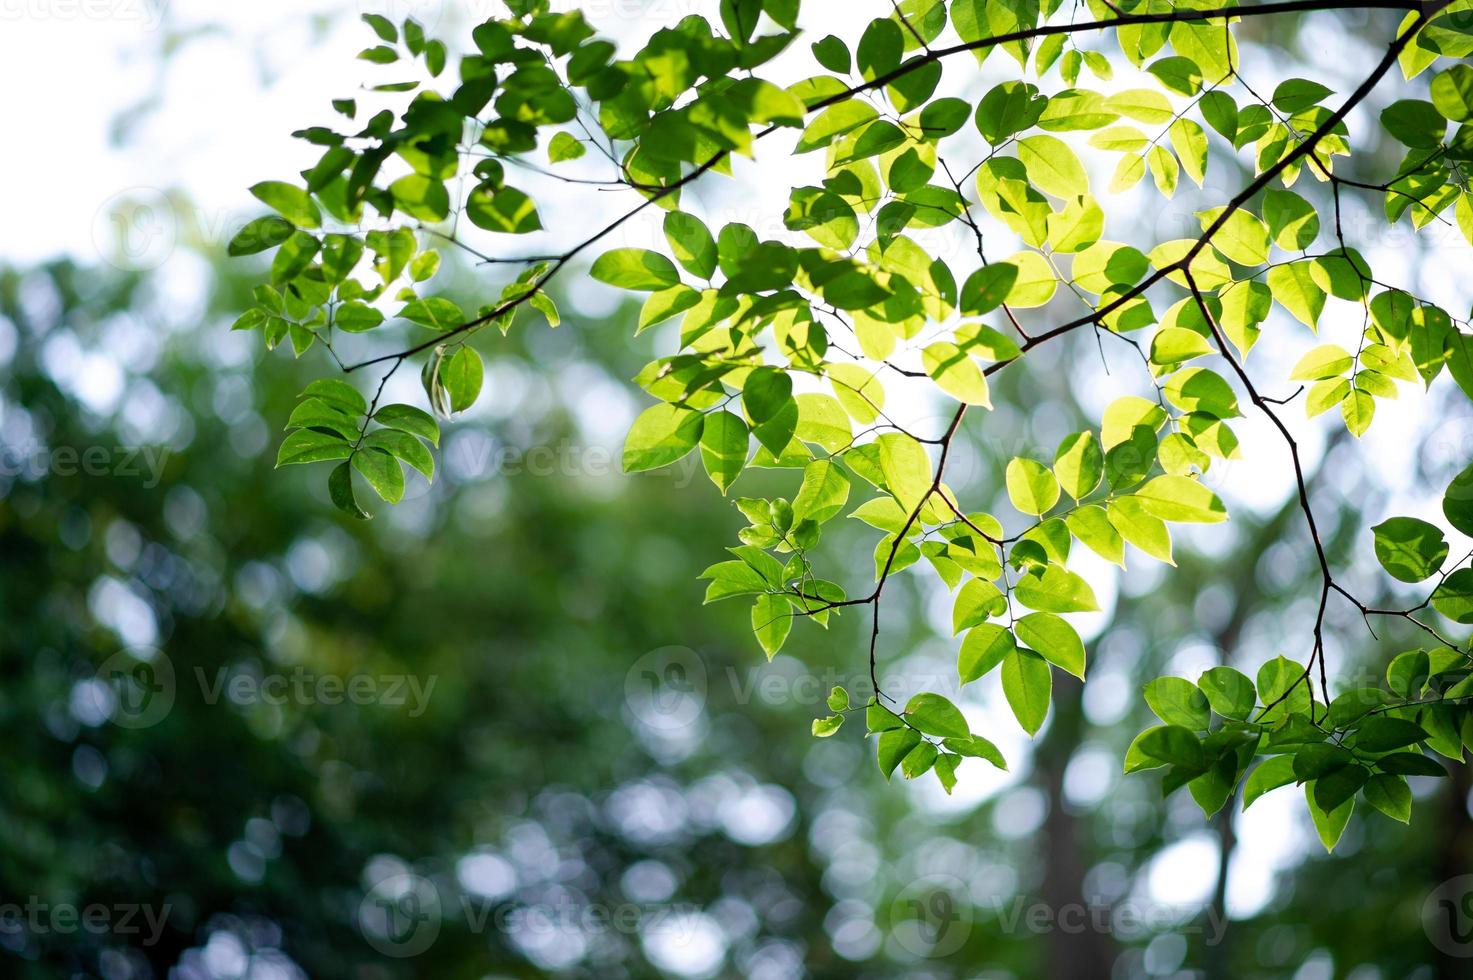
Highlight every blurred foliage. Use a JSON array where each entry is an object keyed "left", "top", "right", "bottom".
[{"left": 0, "top": 250, "right": 1469, "bottom": 979}]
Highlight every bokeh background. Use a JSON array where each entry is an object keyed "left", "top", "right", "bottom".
[{"left": 4, "top": 1, "right": 1473, "bottom": 978}]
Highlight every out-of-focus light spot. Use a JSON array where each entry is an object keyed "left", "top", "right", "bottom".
[
  {"left": 720, "top": 784, "right": 795, "bottom": 846},
  {"left": 1063, "top": 746, "right": 1116, "bottom": 807},
  {"left": 621, "top": 860, "right": 677, "bottom": 904},
  {"left": 457, "top": 850, "right": 517, "bottom": 901},
  {"left": 1144, "top": 932, "right": 1188, "bottom": 975},
  {"left": 1082, "top": 665, "right": 1131, "bottom": 726},
  {"left": 606, "top": 780, "right": 689, "bottom": 846},
  {"left": 88, "top": 576, "right": 159, "bottom": 647},
  {"left": 1228, "top": 786, "right": 1302, "bottom": 918},
  {"left": 992, "top": 786, "right": 1048, "bottom": 840},
  {"left": 72, "top": 744, "right": 108, "bottom": 790},
  {"left": 824, "top": 901, "right": 882, "bottom": 962},
  {"left": 640, "top": 910, "right": 726, "bottom": 979},
  {"left": 1145, "top": 833, "right": 1218, "bottom": 907}
]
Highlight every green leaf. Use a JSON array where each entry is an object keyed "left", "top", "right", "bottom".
[
  {"left": 811, "top": 34, "right": 850, "bottom": 73},
  {"left": 1135, "top": 724, "right": 1203, "bottom": 769},
  {"left": 959, "top": 623, "right": 1016, "bottom": 683},
  {"left": 1014, "top": 564, "right": 1099, "bottom": 613},
  {"left": 1164, "top": 367, "right": 1240, "bottom": 418},
  {"left": 1144, "top": 676, "right": 1210, "bottom": 729},
  {"left": 1431, "top": 64, "right": 1473, "bottom": 122},
  {"left": 1341, "top": 388, "right": 1375, "bottom": 437},
  {"left": 228, "top": 216, "right": 294, "bottom": 256},
  {"left": 1198, "top": 207, "right": 1269, "bottom": 265},
  {"left": 591, "top": 248, "right": 680, "bottom": 291},
  {"left": 442, "top": 347, "right": 483, "bottom": 413},
  {"left": 743, "top": 367, "right": 793, "bottom": 424},
  {"left": 548, "top": 131, "right": 586, "bottom": 163},
  {"left": 1198, "top": 666, "right": 1255, "bottom": 721},
  {"left": 303, "top": 378, "right": 368, "bottom": 414},
  {"left": 699, "top": 411, "right": 749, "bottom": 494},
  {"left": 1134, "top": 475, "right": 1227, "bottom": 524},
  {"left": 1443, "top": 460, "right": 1473, "bottom": 536},
  {"left": 960, "top": 263, "right": 1019, "bottom": 315},
  {"left": 877, "top": 432, "right": 932, "bottom": 512},
  {"left": 328, "top": 461, "right": 368, "bottom": 519},
  {"left": 249, "top": 181, "right": 321, "bottom": 228},
  {"left": 922, "top": 342, "right": 991, "bottom": 406},
  {"left": 974, "top": 80, "right": 1048, "bottom": 145},
  {"left": 1268, "top": 262, "right": 1325, "bottom": 330},
  {"left": 1305, "top": 783, "right": 1354, "bottom": 853},
  {"left": 1150, "top": 327, "right": 1214, "bottom": 366},
  {"left": 1362, "top": 773, "right": 1411, "bottom": 823},
  {"left": 276, "top": 429, "right": 351, "bottom": 467},
  {"left": 1263, "top": 190, "right": 1320, "bottom": 249},
  {"left": 1015, "top": 134, "right": 1087, "bottom": 198},
  {"left": 1372, "top": 517, "right": 1449, "bottom": 583},
  {"left": 368, "top": 406, "right": 436, "bottom": 448},
  {"left": 792, "top": 460, "right": 851, "bottom": 524},
  {"left": 1432, "top": 567, "right": 1473, "bottom": 624},
  {"left": 900, "top": 741, "right": 939, "bottom": 780},
  {"left": 904, "top": 692, "right": 970, "bottom": 738},
  {"left": 812, "top": 714, "right": 844, "bottom": 737},
  {"left": 1015, "top": 612, "right": 1085, "bottom": 679},
  {"left": 1381, "top": 98, "right": 1447, "bottom": 148},
  {"left": 1242, "top": 755, "right": 1297, "bottom": 809},
  {"left": 1108, "top": 496, "right": 1174, "bottom": 564},
  {"left": 1066, "top": 505, "right": 1124, "bottom": 566},
  {"left": 352, "top": 448, "right": 405, "bottom": 503},
  {"left": 1290, "top": 343, "right": 1354, "bottom": 381},
  {"left": 623, "top": 403, "right": 704, "bottom": 473},
  {"left": 1001, "top": 647, "right": 1052, "bottom": 736},
  {"left": 1006, "top": 457, "right": 1060, "bottom": 515},
  {"left": 1272, "top": 78, "right": 1333, "bottom": 113},
  {"left": 953, "top": 580, "right": 1008, "bottom": 635},
  {"left": 363, "top": 429, "right": 433, "bottom": 482},
  {"left": 877, "top": 728, "right": 922, "bottom": 780},
  {"left": 1053, "top": 432, "right": 1103, "bottom": 500},
  {"left": 944, "top": 734, "right": 1007, "bottom": 769},
  {"left": 663, "top": 212, "right": 718, "bottom": 280},
  {"left": 752, "top": 593, "right": 792, "bottom": 659},
  {"left": 389, "top": 174, "right": 450, "bottom": 221},
  {"left": 465, "top": 186, "right": 542, "bottom": 234}
]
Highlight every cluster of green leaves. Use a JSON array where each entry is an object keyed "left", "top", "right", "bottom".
[
  {"left": 1125, "top": 649, "right": 1473, "bottom": 852},
  {"left": 237, "top": 0, "right": 1473, "bottom": 838}
]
